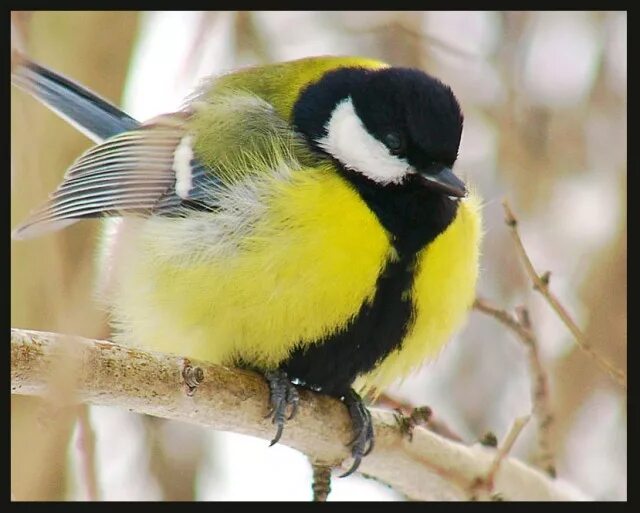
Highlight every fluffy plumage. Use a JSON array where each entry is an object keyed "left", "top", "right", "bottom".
[{"left": 12, "top": 55, "right": 482, "bottom": 473}]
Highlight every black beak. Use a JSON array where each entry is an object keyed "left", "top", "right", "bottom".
[{"left": 417, "top": 164, "right": 467, "bottom": 198}]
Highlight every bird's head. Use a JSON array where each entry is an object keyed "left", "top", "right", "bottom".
[{"left": 293, "top": 66, "right": 466, "bottom": 198}]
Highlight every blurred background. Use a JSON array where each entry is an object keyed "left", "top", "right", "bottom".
[{"left": 11, "top": 11, "right": 626, "bottom": 501}]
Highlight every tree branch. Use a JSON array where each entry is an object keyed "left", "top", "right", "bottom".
[
  {"left": 502, "top": 200, "right": 626, "bottom": 389},
  {"left": 471, "top": 415, "right": 531, "bottom": 499},
  {"left": 375, "top": 393, "right": 464, "bottom": 443},
  {"left": 11, "top": 328, "right": 587, "bottom": 501},
  {"left": 474, "top": 297, "right": 556, "bottom": 476}
]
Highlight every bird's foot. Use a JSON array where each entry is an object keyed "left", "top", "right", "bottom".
[
  {"left": 340, "top": 389, "right": 374, "bottom": 477},
  {"left": 264, "top": 369, "right": 299, "bottom": 446}
]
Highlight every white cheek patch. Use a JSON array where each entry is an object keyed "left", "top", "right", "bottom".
[{"left": 316, "top": 98, "right": 411, "bottom": 185}]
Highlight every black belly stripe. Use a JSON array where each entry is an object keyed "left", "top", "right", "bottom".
[
  {"left": 282, "top": 250, "right": 417, "bottom": 396},
  {"left": 281, "top": 167, "right": 459, "bottom": 396}
]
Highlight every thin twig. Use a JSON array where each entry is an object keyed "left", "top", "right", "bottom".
[
  {"left": 487, "top": 416, "right": 531, "bottom": 486},
  {"left": 502, "top": 200, "right": 626, "bottom": 389},
  {"left": 473, "top": 298, "right": 533, "bottom": 343},
  {"left": 473, "top": 297, "right": 556, "bottom": 476},
  {"left": 76, "top": 405, "right": 99, "bottom": 500},
  {"left": 515, "top": 307, "right": 556, "bottom": 477},
  {"left": 470, "top": 415, "right": 531, "bottom": 499},
  {"left": 376, "top": 393, "right": 465, "bottom": 443}
]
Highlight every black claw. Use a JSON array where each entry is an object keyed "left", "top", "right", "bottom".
[
  {"left": 287, "top": 406, "right": 298, "bottom": 421},
  {"left": 363, "top": 437, "right": 375, "bottom": 457},
  {"left": 269, "top": 423, "right": 284, "bottom": 447},
  {"left": 264, "top": 370, "right": 299, "bottom": 447},
  {"left": 346, "top": 427, "right": 363, "bottom": 447},
  {"left": 286, "top": 384, "right": 299, "bottom": 420},
  {"left": 364, "top": 414, "right": 375, "bottom": 455},
  {"left": 339, "top": 389, "right": 375, "bottom": 478},
  {"left": 340, "top": 457, "right": 361, "bottom": 478}
]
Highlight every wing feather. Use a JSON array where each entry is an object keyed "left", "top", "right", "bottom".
[
  {"left": 13, "top": 93, "right": 303, "bottom": 239},
  {"left": 12, "top": 117, "right": 202, "bottom": 239}
]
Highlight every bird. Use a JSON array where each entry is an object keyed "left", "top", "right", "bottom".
[{"left": 11, "top": 54, "right": 482, "bottom": 476}]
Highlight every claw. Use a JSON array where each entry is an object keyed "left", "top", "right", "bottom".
[
  {"left": 269, "top": 423, "right": 284, "bottom": 447},
  {"left": 346, "top": 426, "right": 364, "bottom": 447},
  {"left": 286, "top": 385, "right": 299, "bottom": 420},
  {"left": 363, "top": 437, "right": 375, "bottom": 457},
  {"left": 264, "top": 369, "right": 299, "bottom": 447},
  {"left": 339, "top": 389, "right": 374, "bottom": 478},
  {"left": 287, "top": 400, "right": 299, "bottom": 420},
  {"left": 340, "top": 457, "right": 361, "bottom": 478}
]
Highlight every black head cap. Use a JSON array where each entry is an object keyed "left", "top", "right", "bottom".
[
  {"left": 351, "top": 68, "right": 463, "bottom": 169},
  {"left": 293, "top": 66, "right": 464, "bottom": 173}
]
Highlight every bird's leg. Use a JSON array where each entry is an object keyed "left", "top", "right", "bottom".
[
  {"left": 339, "top": 389, "right": 375, "bottom": 477},
  {"left": 264, "top": 369, "right": 299, "bottom": 446}
]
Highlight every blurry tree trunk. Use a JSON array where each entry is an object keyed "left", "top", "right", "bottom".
[{"left": 11, "top": 11, "right": 139, "bottom": 500}]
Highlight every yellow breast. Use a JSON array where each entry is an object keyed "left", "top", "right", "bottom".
[
  {"left": 107, "top": 165, "right": 392, "bottom": 368},
  {"left": 105, "top": 169, "right": 481, "bottom": 393}
]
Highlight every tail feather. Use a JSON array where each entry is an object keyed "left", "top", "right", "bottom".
[{"left": 12, "top": 58, "right": 140, "bottom": 142}]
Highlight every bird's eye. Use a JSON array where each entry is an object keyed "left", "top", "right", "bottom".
[{"left": 383, "top": 132, "right": 405, "bottom": 156}]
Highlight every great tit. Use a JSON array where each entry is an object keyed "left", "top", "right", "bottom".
[{"left": 12, "top": 55, "right": 482, "bottom": 476}]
